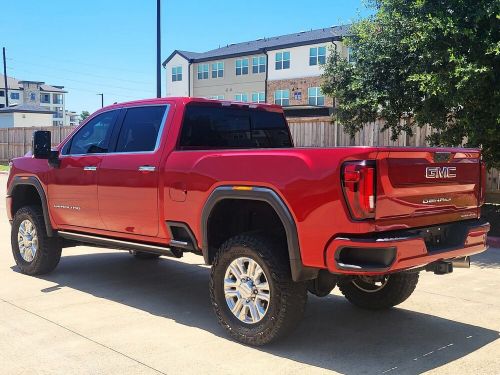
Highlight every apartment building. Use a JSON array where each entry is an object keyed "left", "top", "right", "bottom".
[
  {"left": 163, "top": 25, "right": 350, "bottom": 116},
  {"left": 0, "top": 74, "right": 70, "bottom": 126}
]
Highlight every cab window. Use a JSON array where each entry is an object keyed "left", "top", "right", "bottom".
[
  {"left": 65, "top": 111, "right": 117, "bottom": 155},
  {"left": 115, "top": 105, "right": 167, "bottom": 153}
]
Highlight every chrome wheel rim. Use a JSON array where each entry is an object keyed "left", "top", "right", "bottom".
[
  {"left": 18, "top": 219, "right": 38, "bottom": 262},
  {"left": 352, "top": 275, "right": 389, "bottom": 293},
  {"left": 224, "top": 257, "right": 271, "bottom": 324}
]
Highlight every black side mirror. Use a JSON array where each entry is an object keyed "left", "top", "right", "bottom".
[{"left": 32, "top": 131, "right": 51, "bottom": 159}]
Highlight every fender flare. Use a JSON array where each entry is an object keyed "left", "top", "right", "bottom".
[
  {"left": 201, "top": 186, "right": 318, "bottom": 282},
  {"left": 8, "top": 176, "right": 54, "bottom": 237}
]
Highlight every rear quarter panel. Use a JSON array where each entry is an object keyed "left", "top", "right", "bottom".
[{"left": 162, "top": 147, "right": 380, "bottom": 268}]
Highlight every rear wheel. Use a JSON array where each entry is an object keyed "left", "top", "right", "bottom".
[
  {"left": 338, "top": 272, "right": 419, "bottom": 310},
  {"left": 210, "top": 234, "right": 307, "bottom": 346},
  {"left": 11, "top": 206, "right": 62, "bottom": 275}
]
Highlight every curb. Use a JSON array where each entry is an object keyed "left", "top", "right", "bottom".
[{"left": 487, "top": 236, "right": 500, "bottom": 248}]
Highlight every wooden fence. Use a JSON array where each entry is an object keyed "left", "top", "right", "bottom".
[
  {"left": 0, "top": 126, "right": 75, "bottom": 162},
  {"left": 0, "top": 122, "right": 498, "bottom": 195},
  {"left": 288, "top": 117, "right": 499, "bottom": 195}
]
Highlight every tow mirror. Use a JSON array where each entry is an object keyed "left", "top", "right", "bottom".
[
  {"left": 32, "top": 131, "right": 51, "bottom": 159},
  {"left": 32, "top": 130, "right": 60, "bottom": 168}
]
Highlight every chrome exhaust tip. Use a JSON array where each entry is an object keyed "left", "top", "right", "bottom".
[{"left": 451, "top": 256, "right": 470, "bottom": 269}]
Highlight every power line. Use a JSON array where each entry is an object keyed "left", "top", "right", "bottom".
[
  {"left": 4, "top": 51, "right": 149, "bottom": 75},
  {"left": 9, "top": 58, "right": 152, "bottom": 85},
  {"left": 8, "top": 66, "right": 153, "bottom": 93}
]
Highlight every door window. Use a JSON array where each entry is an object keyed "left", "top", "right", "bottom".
[
  {"left": 66, "top": 111, "right": 117, "bottom": 155},
  {"left": 115, "top": 106, "right": 167, "bottom": 153}
]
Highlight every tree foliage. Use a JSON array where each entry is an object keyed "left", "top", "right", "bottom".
[
  {"left": 322, "top": 0, "right": 500, "bottom": 167},
  {"left": 80, "top": 111, "right": 90, "bottom": 122}
]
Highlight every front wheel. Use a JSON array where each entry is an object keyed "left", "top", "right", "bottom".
[
  {"left": 210, "top": 234, "right": 307, "bottom": 346},
  {"left": 338, "top": 272, "right": 419, "bottom": 310},
  {"left": 11, "top": 206, "right": 62, "bottom": 275}
]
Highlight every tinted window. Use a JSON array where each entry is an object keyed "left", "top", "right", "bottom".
[
  {"left": 179, "top": 104, "right": 292, "bottom": 149},
  {"left": 250, "top": 110, "right": 293, "bottom": 148},
  {"left": 115, "top": 106, "right": 167, "bottom": 153},
  {"left": 67, "top": 111, "right": 117, "bottom": 155}
]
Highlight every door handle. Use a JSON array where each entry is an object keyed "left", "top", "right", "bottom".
[
  {"left": 83, "top": 166, "right": 97, "bottom": 171},
  {"left": 138, "top": 166, "right": 156, "bottom": 172}
]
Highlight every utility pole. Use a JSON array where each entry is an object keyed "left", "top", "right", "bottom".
[
  {"left": 97, "top": 93, "right": 103, "bottom": 108},
  {"left": 156, "top": 0, "right": 161, "bottom": 98},
  {"left": 2, "top": 47, "right": 9, "bottom": 107}
]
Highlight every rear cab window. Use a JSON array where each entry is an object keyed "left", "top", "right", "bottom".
[
  {"left": 178, "top": 103, "right": 293, "bottom": 150},
  {"left": 115, "top": 105, "right": 168, "bottom": 153}
]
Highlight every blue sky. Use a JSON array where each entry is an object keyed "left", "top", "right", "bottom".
[{"left": 1, "top": 0, "right": 371, "bottom": 114}]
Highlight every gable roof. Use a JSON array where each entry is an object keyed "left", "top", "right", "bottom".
[
  {"left": 0, "top": 74, "right": 67, "bottom": 93},
  {"left": 0, "top": 104, "right": 55, "bottom": 114},
  {"left": 163, "top": 25, "right": 350, "bottom": 66}
]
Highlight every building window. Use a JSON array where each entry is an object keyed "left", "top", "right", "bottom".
[
  {"left": 53, "top": 94, "right": 63, "bottom": 104},
  {"left": 308, "top": 87, "right": 325, "bottom": 106},
  {"left": 40, "top": 93, "right": 51, "bottom": 103},
  {"left": 251, "top": 92, "right": 265, "bottom": 103},
  {"left": 197, "top": 64, "right": 209, "bottom": 80},
  {"left": 310, "top": 46, "right": 327, "bottom": 66},
  {"left": 172, "top": 66, "right": 182, "bottom": 81},
  {"left": 211, "top": 62, "right": 224, "bottom": 78},
  {"left": 54, "top": 107, "right": 64, "bottom": 118},
  {"left": 10, "top": 92, "right": 20, "bottom": 100},
  {"left": 274, "top": 90, "right": 289, "bottom": 106},
  {"left": 207, "top": 95, "right": 225, "bottom": 100},
  {"left": 275, "top": 51, "right": 290, "bottom": 70},
  {"left": 234, "top": 93, "right": 248, "bottom": 102},
  {"left": 252, "top": 56, "right": 266, "bottom": 73},
  {"left": 0, "top": 90, "right": 4, "bottom": 97},
  {"left": 236, "top": 59, "right": 249, "bottom": 75}
]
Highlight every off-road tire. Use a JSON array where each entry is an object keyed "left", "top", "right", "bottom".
[
  {"left": 210, "top": 234, "right": 307, "bottom": 346},
  {"left": 11, "top": 206, "right": 62, "bottom": 275},
  {"left": 338, "top": 272, "right": 419, "bottom": 310}
]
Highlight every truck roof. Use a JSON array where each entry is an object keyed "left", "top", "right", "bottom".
[{"left": 98, "top": 97, "right": 284, "bottom": 113}]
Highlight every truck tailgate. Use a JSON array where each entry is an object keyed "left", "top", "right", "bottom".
[{"left": 375, "top": 149, "right": 481, "bottom": 228}]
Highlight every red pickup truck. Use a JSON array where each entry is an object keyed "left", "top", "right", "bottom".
[{"left": 6, "top": 97, "right": 489, "bottom": 345}]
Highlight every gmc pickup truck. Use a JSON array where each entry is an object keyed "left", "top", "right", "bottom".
[{"left": 6, "top": 97, "right": 490, "bottom": 345}]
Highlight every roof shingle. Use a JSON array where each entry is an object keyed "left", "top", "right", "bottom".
[{"left": 163, "top": 25, "right": 350, "bottom": 65}]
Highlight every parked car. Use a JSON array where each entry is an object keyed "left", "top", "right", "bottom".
[{"left": 6, "top": 97, "right": 490, "bottom": 345}]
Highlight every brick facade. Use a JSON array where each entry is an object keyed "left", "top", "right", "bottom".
[{"left": 266, "top": 76, "right": 333, "bottom": 107}]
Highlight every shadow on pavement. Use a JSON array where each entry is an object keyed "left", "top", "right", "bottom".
[
  {"left": 18, "top": 250, "right": 499, "bottom": 375},
  {"left": 471, "top": 248, "right": 500, "bottom": 269}
]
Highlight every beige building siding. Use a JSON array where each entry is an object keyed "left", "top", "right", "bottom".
[
  {"left": 0, "top": 112, "right": 53, "bottom": 128},
  {"left": 192, "top": 54, "right": 266, "bottom": 100}
]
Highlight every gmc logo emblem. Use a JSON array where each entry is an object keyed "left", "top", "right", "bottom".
[{"left": 425, "top": 166, "right": 457, "bottom": 179}]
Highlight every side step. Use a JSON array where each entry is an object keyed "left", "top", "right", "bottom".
[{"left": 58, "top": 231, "right": 183, "bottom": 258}]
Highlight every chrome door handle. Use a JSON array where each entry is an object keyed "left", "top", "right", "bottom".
[
  {"left": 83, "top": 166, "right": 97, "bottom": 171},
  {"left": 138, "top": 166, "right": 156, "bottom": 172}
]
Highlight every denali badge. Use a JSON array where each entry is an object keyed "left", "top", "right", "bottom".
[
  {"left": 422, "top": 197, "right": 452, "bottom": 204},
  {"left": 425, "top": 166, "right": 456, "bottom": 179}
]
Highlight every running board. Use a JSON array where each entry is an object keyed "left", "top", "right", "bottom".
[{"left": 57, "top": 231, "right": 183, "bottom": 258}]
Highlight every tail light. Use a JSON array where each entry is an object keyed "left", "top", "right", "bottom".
[{"left": 342, "top": 161, "right": 376, "bottom": 220}]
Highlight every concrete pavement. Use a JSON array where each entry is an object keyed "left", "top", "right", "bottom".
[{"left": 0, "top": 173, "right": 499, "bottom": 374}]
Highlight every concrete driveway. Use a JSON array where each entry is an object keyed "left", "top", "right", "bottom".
[{"left": 0, "top": 173, "right": 499, "bottom": 375}]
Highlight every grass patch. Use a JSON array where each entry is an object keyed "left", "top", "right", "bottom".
[{"left": 0, "top": 164, "right": 9, "bottom": 172}]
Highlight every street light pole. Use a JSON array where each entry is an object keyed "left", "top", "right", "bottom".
[
  {"left": 2, "top": 47, "right": 9, "bottom": 107},
  {"left": 156, "top": 0, "right": 161, "bottom": 98},
  {"left": 97, "top": 93, "right": 103, "bottom": 108}
]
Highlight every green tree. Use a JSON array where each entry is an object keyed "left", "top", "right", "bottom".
[
  {"left": 322, "top": 0, "right": 500, "bottom": 167},
  {"left": 80, "top": 111, "right": 90, "bottom": 122}
]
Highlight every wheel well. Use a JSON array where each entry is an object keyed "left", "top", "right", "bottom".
[
  {"left": 11, "top": 185, "right": 42, "bottom": 217},
  {"left": 206, "top": 199, "right": 288, "bottom": 265}
]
